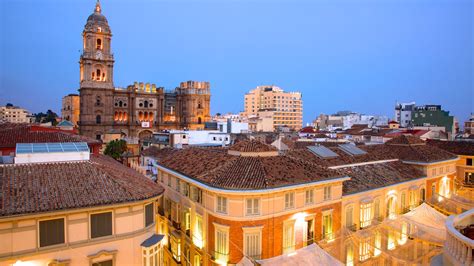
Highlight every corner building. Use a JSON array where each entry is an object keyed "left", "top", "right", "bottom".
[{"left": 79, "top": 2, "right": 210, "bottom": 141}]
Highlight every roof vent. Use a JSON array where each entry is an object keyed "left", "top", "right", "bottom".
[{"left": 15, "top": 142, "right": 90, "bottom": 164}]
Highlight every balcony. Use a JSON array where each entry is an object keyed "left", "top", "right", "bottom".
[{"left": 443, "top": 208, "right": 474, "bottom": 265}]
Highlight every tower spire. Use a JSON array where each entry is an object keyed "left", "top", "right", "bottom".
[{"left": 95, "top": 0, "right": 101, "bottom": 13}]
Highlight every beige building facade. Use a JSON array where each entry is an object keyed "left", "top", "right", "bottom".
[
  {"left": 62, "top": 94, "right": 80, "bottom": 126},
  {"left": 244, "top": 86, "right": 303, "bottom": 131},
  {"left": 0, "top": 106, "right": 33, "bottom": 124}
]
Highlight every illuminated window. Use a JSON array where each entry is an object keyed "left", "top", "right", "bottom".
[
  {"left": 439, "top": 177, "right": 450, "bottom": 198},
  {"left": 193, "top": 215, "right": 203, "bottom": 249},
  {"left": 305, "top": 189, "right": 314, "bottom": 205},
  {"left": 282, "top": 221, "right": 295, "bottom": 254},
  {"left": 400, "top": 192, "right": 407, "bottom": 213},
  {"left": 387, "top": 230, "right": 396, "bottom": 250},
  {"left": 322, "top": 211, "right": 333, "bottom": 240},
  {"left": 360, "top": 202, "right": 372, "bottom": 228},
  {"left": 217, "top": 196, "right": 227, "bottom": 214},
  {"left": 246, "top": 198, "right": 260, "bottom": 216},
  {"left": 142, "top": 242, "right": 162, "bottom": 266},
  {"left": 214, "top": 224, "right": 229, "bottom": 264},
  {"left": 170, "top": 232, "right": 181, "bottom": 262},
  {"left": 409, "top": 190, "right": 416, "bottom": 210},
  {"left": 398, "top": 222, "right": 408, "bottom": 245},
  {"left": 359, "top": 238, "right": 371, "bottom": 261},
  {"left": 374, "top": 231, "right": 382, "bottom": 257},
  {"left": 346, "top": 243, "right": 354, "bottom": 266},
  {"left": 285, "top": 192, "right": 295, "bottom": 209}
]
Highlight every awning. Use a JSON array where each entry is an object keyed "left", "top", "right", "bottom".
[
  {"left": 141, "top": 234, "right": 165, "bottom": 248},
  {"left": 256, "top": 243, "right": 344, "bottom": 266}
]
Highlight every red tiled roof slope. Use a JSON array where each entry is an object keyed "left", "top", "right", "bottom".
[
  {"left": 0, "top": 123, "right": 100, "bottom": 148},
  {"left": 426, "top": 139, "right": 474, "bottom": 156},
  {"left": 340, "top": 161, "right": 425, "bottom": 195},
  {"left": 386, "top": 134, "right": 426, "bottom": 145},
  {"left": 155, "top": 147, "right": 344, "bottom": 190},
  {"left": 230, "top": 139, "right": 278, "bottom": 152},
  {"left": 0, "top": 155, "right": 164, "bottom": 217}
]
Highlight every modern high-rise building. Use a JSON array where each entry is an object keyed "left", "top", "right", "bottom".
[
  {"left": 78, "top": 1, "right": 211, "bottom": 141},
  {"left": 61, "top": 93, "right": 80, "bottom": 126},
  {"left": 244, "top": 85, "right": 303, "bottom": 131}
]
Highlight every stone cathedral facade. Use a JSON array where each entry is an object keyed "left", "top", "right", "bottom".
[{"left": 79, "top": 1, "right": 211, "bottom": 140}]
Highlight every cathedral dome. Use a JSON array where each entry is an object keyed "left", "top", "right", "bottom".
[{"left": 85, "top": 1, "right": 110, "bottom": 32}]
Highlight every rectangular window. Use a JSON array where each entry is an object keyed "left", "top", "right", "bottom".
[
  {"left": 432, "top": 168, "right": 437, "bottom": 177},
  {"left": 345, "top": 206, "right": 354, "bottom": 229},
  {"left": 282, "top": 222, "right": 295, "bottom": 254},
  {"left": 91, "top": 212, "right": 112, "bottom": 239},
  {"left": 183, "top": 208, "right": 191, "bottom": 237},
  {"left": 246, "top": 198, "right": 260, "bottom": 216},
  {"left": 39, "top": 218, "right": 65, "bottom": 247},
  {"left": 359, "top": 203, "right": 373, "bottom": 228},
  {"left": 244, "top": 231, "right": 262, "bottom": 260},
  {"left": 374, "top": 231, "right": 382, "bottom": 257},
  {"left": 217, "top": 196, "right": 227, "bottom": 214},
  {"left": 305, "top": 189, "right": 314, "bottom": 205},
  {"left": 145, "top": 203, "right": 154, "bottom": 227},
  {"left": 401, "top": 192, "right": 406, "bottom": 213},
  {"left": 322, "top": 212, "right": 333, "bottom": 240},
  {"left": 323, "top": 186, "right": 331, "bottom": 201},
  {"left": 193, "top": 215, "right": 204, "bottom": 249},
  {"left": 171, "top": 233, "right": 181, "bottom": 262},
  {"left": 191, "top": 186, "right": 202, "bottom": 204},
  {"left": 359, "top": 238, "right": 371, "bottom": 261},
  {"left": 92, "top": 260, "right": 112, "bottom": 266},
  {"left": 467, "top": 158, "right": 473, "bottom": 166},
  {"left": 183, "top": 182, "right": 190, "bottom": 197},
  {"left": 215, "top": 228, "right": 229, "bottom": 263},
  {"left": 284, "top": 192, "right": 295, "bottom": 209},
  {"left": 168, "top": 175, "right": 172, "bottom": 187},
  {"left": 176, "top": 179, "right": 180, "bottom": 193},
  {"left": 374, "top": 199, "right": 380, "bottom": 220}
]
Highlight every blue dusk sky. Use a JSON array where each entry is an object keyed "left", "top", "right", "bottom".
[{"left": 0, "top": 0, "right": 472, "bottom": 124}]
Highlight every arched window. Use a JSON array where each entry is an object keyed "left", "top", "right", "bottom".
[
  {"left": 198, "top": 117, "right": 202, "bottom": 124},
  {"left": 96, "top": 39, "right": 102, "bottom": 50},
  {"left": 92, "top": 72, "right": 95, "bottom": 80},
  {"left": 114, "top": 111, "right": 118, "bottom": 121},
  {"left": 96, "top": 96, "right": 101, "bottom": 105},
  {"left": 144, "top": 101, "right": 149, "bottom": 108},
  {"left": 198, "top": 102, "right": 202, "bottom": 109},
  {"left": 96, "top": 115, "right": 101, "bottom": 124},
  {"left": 96, "top": 69, "right": 101, "bottom": 81},
  {"left": 119, "top": 101, "right": 123, "bottom": 107}
]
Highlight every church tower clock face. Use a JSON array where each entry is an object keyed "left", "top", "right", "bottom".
[{"left": 95, "top": 50, "right": 103, "bottom": 60}]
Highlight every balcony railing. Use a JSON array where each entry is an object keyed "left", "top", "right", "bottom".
[{"left": 444, "top": 208, "right": 474, "bottom": 265}]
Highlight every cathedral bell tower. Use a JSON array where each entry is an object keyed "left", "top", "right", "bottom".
[
  {"left": 79, "top": 0, "right": 114, "bottom": 139},
  {"left": 79, "top": 0, "right": 114, "bottom": 88}
]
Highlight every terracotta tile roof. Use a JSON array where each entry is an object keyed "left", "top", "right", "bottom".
[
  {"left": 229, "top": 139, "right": 278, "bottom": 152},
  {"left": 426, "top": 139, "right": 474, "bottom": 156},
  {"left": 287, "top": 140, "right": 457, "bottom": 165},
  {"left": 0, "top": 155, "right": 164, "bottom": 217},
  {"left": 0, "top": 123, "right": 100, "bottom": 148},
  {"left": 385, "top": 134, "right": 426, "bottom": 145},
  {"left": 155, "top": 147, "right": 344, "bottom": 190},
  {"left": 340, "top": 161, "right": 425, "bottom": 195},
  {"left": 299, "top": 127, "right": 317, "bottom": 133}
]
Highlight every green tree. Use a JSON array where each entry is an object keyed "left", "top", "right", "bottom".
[
  {"left": 34, "top": 109, "right": 59, "bottom": 125},
  {"left": 104, "top": 139, "right": 127, "bottom": 160}
]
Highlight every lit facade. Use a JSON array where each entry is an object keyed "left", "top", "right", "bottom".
[
  {"left": 61, "top": 93, "right": 80, "bottom": 126},
  {"left": 244, "top": 86, "right": 303, "bottom": 131},
  {"left": 0, "top": 106, "right": 33, "bottom": 124}
]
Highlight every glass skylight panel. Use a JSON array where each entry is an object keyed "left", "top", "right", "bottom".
[
  {"left": 15, "top": 142, "right": 90, "bottom": 154},
  {"left": 338, "top": 143, "right": 367, "bottom": 156},
  {"left": 307, "top": 145, "right": 339, "bottom": 159}
]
